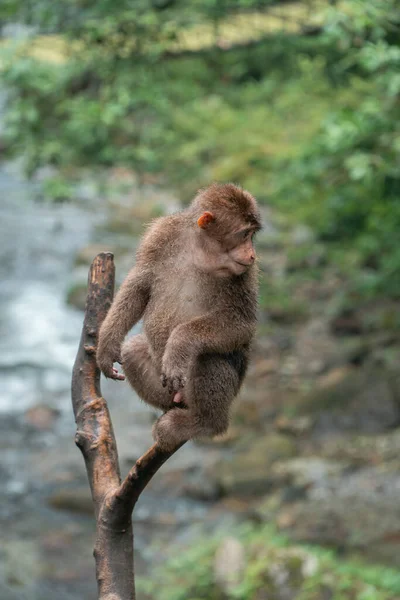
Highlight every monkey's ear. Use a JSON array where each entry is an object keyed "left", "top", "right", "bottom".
[{"left": 197, "top": 211, "right": 215, "bottom": 229}]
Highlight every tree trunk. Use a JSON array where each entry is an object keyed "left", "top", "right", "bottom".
[{"left": 71, "top": 253, "right": 183, "bottom": 599}]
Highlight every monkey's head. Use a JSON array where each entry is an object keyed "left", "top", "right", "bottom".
[{"left": 192, "top": 183, "right": 262, "bottom": 277}]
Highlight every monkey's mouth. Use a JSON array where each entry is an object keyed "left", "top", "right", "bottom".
[{"left": 234, "top": 261, "right": 251, "bottom": 268}]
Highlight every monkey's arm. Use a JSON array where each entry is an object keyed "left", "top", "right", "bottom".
[
  {"left": 97, "top": 217, "right": 173, "bottom": 379},
  {"left": 161, "top": 311, "right": 255, "bottom": 392},
  {"left": 97, "top": 266, "right": 151, "bottom": 379}
]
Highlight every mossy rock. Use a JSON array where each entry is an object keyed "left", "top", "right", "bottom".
[
  {"left": 48, "top": 487, "right": 93, "bottom": 515},
  {"left": 279, "top": 494, "right": 400, "bottom": 567},
  {"left": 304, "top": 365, "right": 400, "bottom": 434},
  {"left": 214, "top": 434, "right": 297, "bottom": 496}
]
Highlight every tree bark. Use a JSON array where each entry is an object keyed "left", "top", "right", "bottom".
[{"left": 71, "top": 253, "right": 183, "bottom": 600}]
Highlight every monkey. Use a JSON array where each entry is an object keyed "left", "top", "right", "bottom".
[{"left": 96, "top": 183, "right": 261, "bottom": 451}]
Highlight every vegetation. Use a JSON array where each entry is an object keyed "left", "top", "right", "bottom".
[
  {"left": 0, "top": 0, "right": 399, "bottom": 297},
  {"left": 137, "top": 523, "right": 400, "bottom": 600}
]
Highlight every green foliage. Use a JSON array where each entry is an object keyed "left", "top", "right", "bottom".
[
  {"left": 1, "top": 0, "right": 399, "bottom": 297},
  {"left": 138, "top": 537, "right": 219, "bottom": 600},
  {"left": 137, "top": 523, "right": 400, "bottom": 600},
  {"left": 42, "top": 175, "right": 73, "bottom": 201},
  {"left": 273, "top": 0, "right": 400, "bottom": 296},
  {"left": 0, "top": 0, "right": 339, "bottom": 177}
]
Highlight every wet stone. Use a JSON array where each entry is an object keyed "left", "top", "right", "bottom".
[
  {"left": 24, "top": 404, "right": 60, "bottom": 430},
  {"left": 47, "top": 487, "right": 94, "bottom": 515},
  {"left": 310, "top": 366, "right": 400, "bottom": 435},
  {"left": 213, "top": 434, "right": 297, "bottom": 497}
]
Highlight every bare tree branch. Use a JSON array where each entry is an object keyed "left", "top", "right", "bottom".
[{"left": 71, "top": 252, "right": 183, "bottom": 600}]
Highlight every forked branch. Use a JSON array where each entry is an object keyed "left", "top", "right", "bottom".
[{"left": 71, "top": 253, "right": 183, "bottom": 600}]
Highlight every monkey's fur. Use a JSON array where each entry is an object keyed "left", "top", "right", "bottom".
[{"left": 97, "top": 183, "right": 261, "bottom": 451}]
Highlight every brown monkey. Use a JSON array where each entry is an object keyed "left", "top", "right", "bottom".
[{"left": 96, "top": 183, "right": 261, "bottom": 451}]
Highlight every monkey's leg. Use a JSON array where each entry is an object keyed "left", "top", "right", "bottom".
[
  {"left": 121, "top": 334, "right": 175, "bottom": 411},
  {"left": 153, "top": 353, "right": 241, "bottom": 451}
]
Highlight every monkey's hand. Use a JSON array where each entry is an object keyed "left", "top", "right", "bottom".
[
  {"left": 161, "top": 352, "right": 189, "bottom": 394},
  {"left": 96, "top": 344, "right": 125, "bottom": 381}
]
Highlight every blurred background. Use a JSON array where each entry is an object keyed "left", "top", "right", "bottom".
[{"left": 0, "top": 1, "right": 400, "bottom": 598}]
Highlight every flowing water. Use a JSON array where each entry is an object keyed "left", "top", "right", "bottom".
[{"left": 0, "top": 163, "right": 94, "bottom": 414}]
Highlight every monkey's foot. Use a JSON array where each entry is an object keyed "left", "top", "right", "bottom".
[{"left": 153, "top": 409, "right": 189, "bottom": 451}]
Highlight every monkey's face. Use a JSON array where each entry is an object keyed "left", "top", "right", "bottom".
[
  {"left": 225, "top": 228, "right": 257, "bottom": 274},
  {"left": 197, "top": 212, "right": 258, "bottom": 277},
  {"left": 195, "top": 185, "right": 261, "bottom": 277}
]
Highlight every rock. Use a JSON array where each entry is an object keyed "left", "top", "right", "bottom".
[
  {"left": 316, "top": 365, "right": 354, "bottom": 390},
  {"left": 332, "top": 300, "right": 400, "bottom": 336},
  {"left": 213, "top": 434, "right": 297, "bottom": 496},
  {"left": 331, "top": 311, "right": 363, "bottom": 335},
  {"left": 183, "top": 471, "right": 221, "bottom": 502},
  {"left": 74, "top": 180, "right": 99, "bottom": 203},
  {"left": 317, "top": 428, "right": 400, "bottom": 467},
  {"left": 24, "top": 404, "right": 59, "bottom": 430},
  {"left": 253, "top": 491, "right": 285, "bottom": 522},
  {"left": 295, "top": 319, "right": 340, "bottom": 376},
  {"left": 6, "top": 479, "right": 28, "bottom": 497},
  {"left": 215, "top": 497, "right": 254, "bottom": 516},
  {"left": 274, "top": 416, "right": 314, "bottom": 437},
  {"left": 270, "top": 330, "right": 294, "bottom": 352},
  {"left": 337, "top": 337, "right": 369, "bottom": 366},
  {"left": 33, "top": 164, "right": 59, "bottom": 182},
  {"left": 317, "top": 332, "right": 400, "bottom": 372},
  {"left": 280, "top": 355, "right": 301, "bottom": 378},
  {"left": 371, "top": 342, "right": 400, "bottom": 370},
  {"left": 150, "top": 512, "right": 178, "bottom": 526},
  {"left": 214, "top": 537, "right": 245, "bottom": 594},
  {"left": 232, "top": 388, "right": 279, "bottom": 426},
  {"left": 251, "top": 357, "right": 280, "bottom": 378},
  {"left": 267, "top": 304, "right": 308, "bottom": 325},
  {"left": 270, "top": 457, "right": 349, "bottom": 489},
  {"left": 42, "top": 529, "right": 75, "bottom": 552},
  {"left": 309, "top": 366, "right": 400, "bottom": 434},
  {"left": 48, "top": 488, "right": 93, "bottom": 515},
  {"left": 253, "top": 458, "right": 351, "bottom": 525},
  {"left": 276, "top": 509, "right": 297, "bottom": 529},
  {"left": 274, "top": 462, "right": 400, "bottom": 566},
  {"left": 361, "top": 301, "right": 400, "bottom": 332},
  {"left": 2, "top": 539, "right": 42, "bottom": 588},
  {"left": 279, "top": 503, "right": 348, "bottom": 549}
]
